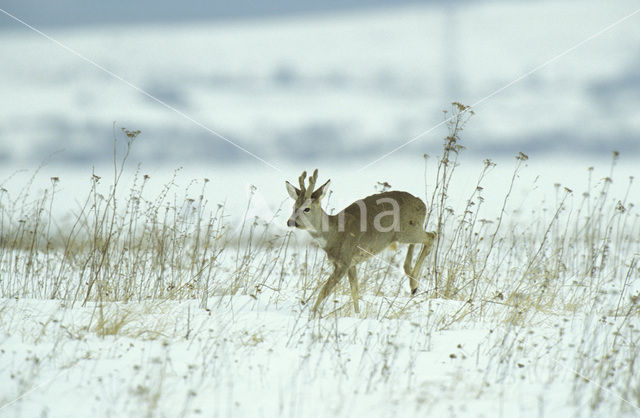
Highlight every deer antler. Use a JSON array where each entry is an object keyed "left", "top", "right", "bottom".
[
  {"left": 294, "top": 169, "right": 320, "bottom": 199},
  {"left": 298, "top": 171, "right": 307, "bottom": 197},
  {"left": 306, "top": 169, "right": 319, "bottom": 198}
]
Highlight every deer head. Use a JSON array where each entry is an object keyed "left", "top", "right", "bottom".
[{"left": 285, "top": 169, "right": 331, "bottom": 230}]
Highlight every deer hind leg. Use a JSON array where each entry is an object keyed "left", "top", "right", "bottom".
[
  {"left": 313, "top": 264, "right": 348, "bottom": 314},
  {"left": 409, "top": 231, "right": 437, "bottom": 294},
  {"left": 403, "top": 244, "right": 418, "bottom": 291},
  {"left": 347, "top": 267, "right": 360, "bottom": 314},
  {"left": 403, "top": 244, "right": 415, "bottom": 276}
]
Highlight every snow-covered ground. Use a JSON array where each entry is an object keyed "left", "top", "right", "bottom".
[
  {"left": 1, "top": 240, "right": 639, "bottom": 418},
  {"left": 1, "top": 148, "right": 639, "bottom": 417},
  {"left": 2, "top": 295, "right": 631, "bottom": 418}
]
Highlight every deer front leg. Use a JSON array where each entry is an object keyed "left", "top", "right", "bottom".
[
  {"left": 347, "top": 267, "right": 360, "bottom": 314},
  {"left": 313, "top": 264, "right": 348, "bottom": 314}
]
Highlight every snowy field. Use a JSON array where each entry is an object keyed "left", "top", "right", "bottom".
[
  {"left": 1, "top": 137, "right": 639, "bottom": 417},
  {"left": 1, "top": 1, "right": 640, "bottom": 417}
]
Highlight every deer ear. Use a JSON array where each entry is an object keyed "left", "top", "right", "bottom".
[
  {"left": 311, "top": 179, "right": 331, "bottom": 201},
  {"left": 286, "top": 181, "right": 300, "bottom": 199}
]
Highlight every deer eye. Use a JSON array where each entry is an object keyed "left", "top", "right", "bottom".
[{"left": 303, "top": 207, "right": 311, "bottom": 213}]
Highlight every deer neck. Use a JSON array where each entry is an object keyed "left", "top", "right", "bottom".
[{"left": 306, "top": 208, "right": 337, "bottom": 249}]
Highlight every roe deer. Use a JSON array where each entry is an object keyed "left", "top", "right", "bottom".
[{"left": 286, "top": 169, "right": 436, "bottom": 314}]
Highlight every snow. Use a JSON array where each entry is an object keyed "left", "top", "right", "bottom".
[
  {"left": 1, "top": 157, "right": 639, "bottom": 416},
  {"left": 1, "top": 291, "right": 638, "bottom": 417},
  {"left": 0, "top": 299, "right": 573, "bottom": 416}
]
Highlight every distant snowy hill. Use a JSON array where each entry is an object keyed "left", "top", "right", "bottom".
[{"left": 0, "top": 1, "right": 639, "bottom": 166}]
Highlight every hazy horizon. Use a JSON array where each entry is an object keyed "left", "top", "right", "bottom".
[{"left": 1, "top": 0, "right": 638, "bottom": 168}]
